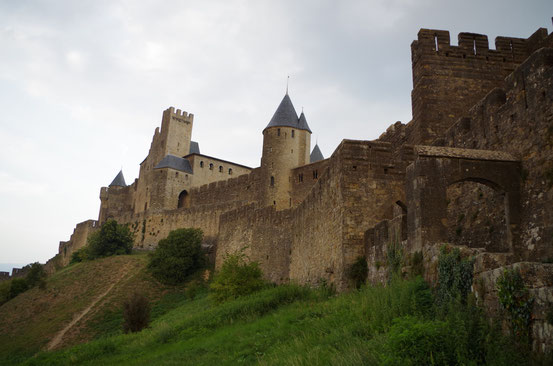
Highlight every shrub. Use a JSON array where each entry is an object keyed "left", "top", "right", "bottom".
[
  {"left": 210, "top": 250, "right": 265, "bottom": 303},
  {"left": 148, "top": 228, "right": 205, "bottom": 285},
  {"left": 70, "top": 246, "right": 91, "bottom": 264},
  {"left": 497, "top": 268, "right": 534, "bottom": 343},
  {"left": 387, "top": 239, "right": 403, "bottom": 278},
  {"left": 382, "top": 316, "right": 456, "bottom": 366},
  {"left": 0, "top": 280, "right": 12, "bottom": 305},
  {"left": 88, "top": 219, "right": 134, "bottom": 259},
  {"left": 8, "top": 278, "right": 29, "bottom": 299},
  {"left": 347, "top": 256, "right": 368, "bottom": 289},
  {"left": 436, "top": 246, "right": 474, "bottom": 307},
  {"left": 123, "top": 292, "right": 150, "bottom": 333},
  {"left": 25, "top": 262, "right": 46, "bottom": 289}
]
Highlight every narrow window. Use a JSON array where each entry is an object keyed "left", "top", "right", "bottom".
[
  {"left": 228, "top": 168, "right": 233, "bottom": 175},
  {"left": 175, "top": 172, "right": 178, "bottom": 177},
  {"left": 273, "top": 201, "right": 276, "bottom": 205},
  {"left": 292, "top": 130, "right": 295, "bottom": 138},
  {"left": 270, "top": 176, "right": 274, "bottom": 186},
  {"left": 291, "top": 149, "right": 293, "bottom": 154},
  {"left": 219, "top": 166, "right": 223, "bottom": 172},
  {"left": 313, "top": 170, "right": 318, "bottom": 179},
  {"left": 473, "top": 39, "right": 476, "bottom": 55},
  {"left": 434, "top": 34, "right": 439, "bottom": 52},
  {"left": 298, "top": 173, "right": 303, "bottom": 183},
  {"left": 209, "top": 163, "right": 213, "bottom": 170},
  {"left": 277, "top": 128, "right": 281, "bottom": 136},
  {"left": 200, "top": 161, "right": 204, "bottom": 168}
]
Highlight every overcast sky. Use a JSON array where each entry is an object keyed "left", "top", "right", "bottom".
[{"left": 0, "top": 0, "right": 551, "bottom": 269}]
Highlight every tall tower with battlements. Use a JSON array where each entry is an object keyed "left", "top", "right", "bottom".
[{"left": 261, "top": 93, "right": 312, "bottom": 210}]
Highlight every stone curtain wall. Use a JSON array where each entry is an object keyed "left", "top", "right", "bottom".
[
  {"left": 290, "top": 159, "right": 330, "bottom": 208},
  {"left": 57, "top": 220, "right": 99, "bottom": 266}
]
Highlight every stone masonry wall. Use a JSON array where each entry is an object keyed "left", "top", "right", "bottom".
[
  {"left": 441, "top": 47, "right": 553, "bottom": 261},
  {"left": 290, "top": 159, "right": 330, "bottom": 208},
  {"left": 410, "top": 28, "right": 550, "bottom": 145},
  {"left": 58, "top": 220, "right": 99, "bottom": 266}
]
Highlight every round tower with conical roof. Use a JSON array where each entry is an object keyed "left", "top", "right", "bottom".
[{"left": 261, "top": 93, "right": 311, "bottom": 209}]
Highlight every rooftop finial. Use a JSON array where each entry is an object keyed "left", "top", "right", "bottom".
[{"left": 286, "top": 75, "right": 290, "bottom": 95}]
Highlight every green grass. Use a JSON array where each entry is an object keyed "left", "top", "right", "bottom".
[{"left": 11, "top": 276, "right": 548, "bottom": 366}]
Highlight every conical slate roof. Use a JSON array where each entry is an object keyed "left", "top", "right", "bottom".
[
  {"left": 310, "top": 144, "right": 324, "bottom": 163},
  {"left": 264, "top": 94, "right": 311, "bottom": 133},
  {"left": 298, "top": 112, "right": 312, "bottom": 133},
  {"left": 109, "top": 170, "right": 127, "bottom": 187}
]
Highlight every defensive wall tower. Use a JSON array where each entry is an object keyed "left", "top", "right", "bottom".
[
  {"left": 159, "top": 107, "right": 194, "bottom": 160},
  {"left": 410, "top": 27, "right": 550, "bottom": 145},
  {"left": 261, "top": 94, "right": 312, "bottom": 210}
]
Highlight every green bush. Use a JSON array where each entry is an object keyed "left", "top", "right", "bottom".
[
  {"left": 87, "top": 219, "right": 134, "bottom": 259},
  {"left": 8, "top": 278, "right": 29, "bottom": 299},
  {"left": 436, "top": 246, "right": 474, "bottom": 306},
  {"left": 210, "top": 250, "right": 265, "bottom": 303},
  {"left": 382, "top": 316, "right": 455, "bottom": 366},
  {"left": 497, "top": 268, "right": 534, "bottom": 343},
  {"left": 123, "top": 292, "right": 150, "bottom": 333},
  {"left": 70, "top": 246, "right": 91, "bottom": 264},
  {"left": 0, "top": 280, "right": 12, "bottom": 305},
  {"left": 148, "top": 228, "right": 205, "bottom": 285},
  {"left": 25, "top": 263, "right": 46, "bottom": 289},
  {"left": 347, "top": 256, "right": 368, "bottom": 289}
]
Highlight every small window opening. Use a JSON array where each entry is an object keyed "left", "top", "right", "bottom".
[
  {"left": 292, "top": 130, "right": 295, "bottom": 138},
  {"left": 298, "top": 173, "right": 304, "bottom": 183},
  {"left": 434, "top": 34, "right": 439, "bottom": 52},
  {"left": 219, "top": 166, "right": 223, "bottom": 172},
  {"left": 277, "top": 128, "right": 281, "bottom": 136},
  {"left": 462, "top": 53, "right": 466, "bottom": 59},
  {"left": 313, "top": 170, "right": 318, "bottom": 179},
  {"left": 228, "top": 168, "right": 233, "bottom": 175},
  {"left": 200, "top": 161, "right": 204, "bottom": 168},
  {"left": 175, "top": 172, "right": 178, "bottom": 177},
  {"left": 270, "top": 176, "right": 275, "bottom": 186},
  {"left": 352, "top": 165, "right": 357, "bottom": 171},
  {"left": 289, "top": 198, "right": 292, "bottom": 207},
  {"left": 209, "top": 163, "right": 213, "bottom": 170},
  {"left": 291, "top": 149, "right": 293, "bottom": 154},
  {"left": 473, "top": 39, "right": 477, "bottom": 55},
  {"left": 384, "top": 168, "right": 388, "bottom": 174},
  {"left": 273, "top": 201, "right": 276, "bottom": 206}
]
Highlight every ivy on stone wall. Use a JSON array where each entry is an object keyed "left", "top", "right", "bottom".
[
  {"left": 436, "top": 246, "right": 474, "bottom": 307},
  {"left": 497, "top": 268, "right": 534, "bottom": 343}
]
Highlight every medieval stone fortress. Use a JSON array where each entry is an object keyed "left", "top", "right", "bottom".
[{"left": 10, "top": 25, "right": 553, "bottom": 349}]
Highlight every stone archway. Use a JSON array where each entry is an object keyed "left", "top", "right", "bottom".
[
  {"left": 177, "top": 190, "right": 190, "bottom": 209},
  {"left": 406, "top": 146, "right": 521, "bottom": 253}
]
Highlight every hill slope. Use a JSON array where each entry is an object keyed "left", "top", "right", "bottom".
[{"left": 0, "top": 254, "right": 172, "bottom": 364}]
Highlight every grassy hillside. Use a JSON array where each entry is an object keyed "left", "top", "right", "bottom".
[
  {"left": 8, "top": 277, "right": 550, "bottom": 366},
  {"left": 0, "top": 254, "right": 179, "bottom": 364}
]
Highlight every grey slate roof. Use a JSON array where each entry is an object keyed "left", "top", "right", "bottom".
[
  {"left": 298, "top": 112, "right": 312, "bottom": 133},
  {"left": 310, "top": 144, "right": 324, "bottom": 163},
  {"left": 264, "top": 94, "right": 311, "bottom": 133},
  {"left": 109, "top": 170, "right": 127, "bottom": 187},
  {"left": 189, "top": 141, "right": 200, "bottom": 154},
  {"left": 154, "top": 155, "right": 193, "bottom": 174}
]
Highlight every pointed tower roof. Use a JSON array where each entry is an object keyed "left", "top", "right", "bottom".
[
  {"left": 298, "top": 111, "right": 312, "bottom": 133},
  {"left": 310, "top": 144, "right": 324, "bottom": 163},
  {"left": 264, "top": 94, "right": 311, "bottom": 133},
  {"left": 109, "top": 170, "right": 127, "bottom": 187}
]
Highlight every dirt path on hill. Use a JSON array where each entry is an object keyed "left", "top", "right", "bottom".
[{"left": 46, "top": 263, "right": 132, "bottom": 351}]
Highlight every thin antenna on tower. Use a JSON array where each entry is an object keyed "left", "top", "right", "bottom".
[{"left": 286, "top": 75, "right": 290, "bottom": 94}]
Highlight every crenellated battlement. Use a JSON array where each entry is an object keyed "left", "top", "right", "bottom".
[
  {"left": 412, "top": 28, "right": 538, "bottom": 64},
  {"left": 164, "top": 106, "right": 194, "bottom": 123}
]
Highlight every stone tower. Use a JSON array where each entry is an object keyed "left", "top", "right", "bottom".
[
  {"left": 261, "top": 93, "right": 312, "bottom": 209},
  {"left": 159, "top": 107, "right": 194, "bottom": 160}
]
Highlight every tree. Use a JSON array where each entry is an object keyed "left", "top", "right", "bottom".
[
  {"left": 25, "top": 262, "right": 46, "bottom": 289},
  {"left": 148, "top": 228, "right": 205, "bottom": 285},
  {"left": 210, "top": 250, "right": 265, "bottom": 303},
  {"left": 87, "top": 219, "right": 134, "bottom": 259}
]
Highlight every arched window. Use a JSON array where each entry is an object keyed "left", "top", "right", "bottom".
[
  {"left": 219, "top": 166, "right": 223, "bottom": 172},
  {"left": 209, "top": 163, "right": 214, "bottom": 170},
  {"left": 292, "top": 130, "right": 295, "bottom": 138},
  {"left": 228, "top": 168, "right": 233, "bottom": 175},
  {"left": 200, "top": 161, "right": 204, "bottom": 168},
  {"left": 270, "top": 176, "right": 275, "bottom": 186}
]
